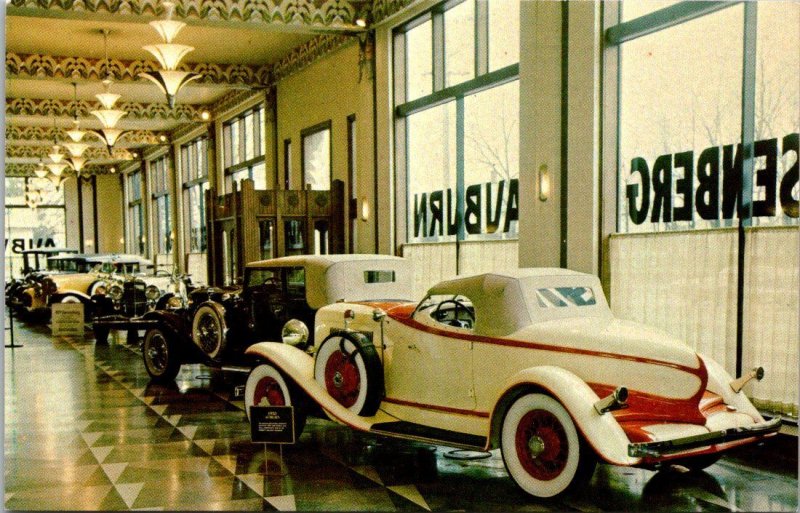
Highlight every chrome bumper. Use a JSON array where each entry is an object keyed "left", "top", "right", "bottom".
[{"left": 628, "top": 417, "right": 781, "bottom": 458}]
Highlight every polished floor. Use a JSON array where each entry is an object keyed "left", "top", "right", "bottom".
[{"left": 3, "top": 320, "right": 798, "bottom": 511}]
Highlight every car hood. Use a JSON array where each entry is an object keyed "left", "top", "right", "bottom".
[{"left": 513, "top": 316, "right": 700, "bottom": 370}]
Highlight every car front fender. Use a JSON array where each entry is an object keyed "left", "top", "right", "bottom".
[
  {"left": 51, "top": 290, "right": 93, "bottom": 305},
  {"left": 244, "top": 342, "right": 385, "bottom": 432},
  {"left": 488, "top": 365, "right": 639, "bottom": 466}
]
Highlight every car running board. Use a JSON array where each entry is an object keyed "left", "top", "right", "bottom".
[{"left": 370, "top": 421, "right": 487, "bottom": 450}]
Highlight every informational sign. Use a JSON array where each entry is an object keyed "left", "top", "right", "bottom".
[
  {"left": 51, "top": 303, "right": 85, "bottom": 336},
  {"left": 250, "top": 406, "right": 295, "bottom": 444}
]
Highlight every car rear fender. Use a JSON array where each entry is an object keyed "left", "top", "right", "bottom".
[
  {"left": 245, "top": 342, "right": 377, "bottom": 432},
  {"left": 488, "top": 365, "right": 639, "bottom": 466}
]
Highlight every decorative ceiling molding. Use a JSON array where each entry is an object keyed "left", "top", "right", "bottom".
[
  {"left": 5, "top": 163, "right": 118, "bottom": 176},
  {"left": 6, "top": 125, "right": 164, "bottom": 145},
  {"left": 6, "top": 98, "right": 204, "bottom": 121},
  {"left": 169, "top": 122, "right": 205, "bottom": 143},
  {"left": 371, "top": 0, "right": 416, "bottom": 24},
  {"left": 7, "top": 0, "right": 368, "bottom": 29},
  {"left": 7, "top": 52, "right": 271, "bottom": 87},
  {"left": 272, "top": 33, "right": 353, "bottom": 83},
  {"left": 6, "top": 144, "right": 142, "bottom": 160}
]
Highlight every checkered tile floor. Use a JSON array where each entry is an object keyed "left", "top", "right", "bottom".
[{"left": 4, "top": 322, "right": 798, "bottom": 511}]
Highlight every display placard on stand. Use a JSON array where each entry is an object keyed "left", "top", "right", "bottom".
[
  {"left": 250, "top": 406, "right": 295, "bottom": 445},
  {"left": 51, "top": 303, "right": 84, "bottom": 336}
]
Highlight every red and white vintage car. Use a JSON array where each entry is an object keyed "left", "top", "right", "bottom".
[{"left": 243, "top": 268, "right": 780, "bottom": 498}]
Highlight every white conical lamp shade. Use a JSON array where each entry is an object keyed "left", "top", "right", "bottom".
[
  {"left": 149, "top": 19, "right": 185, "bottom": 43},
  {"left": 96, "top": 92, "right": 121, "bottom": 109},
  {"left": 66, "top": 127, "right": 87, "bottom": 143},
  {"left": 140, "top": 70, "right": 201, "bottom": 108},
  {"left": 48, "top": 145, "right": 64, "bottom": 164},
  {"left": 47, "top": 163, "right": 68, "bottom": 176},
  {"left": 34, "top": 167, "right": 48, "bottom": 179},
  {"left": 143, "top": 43, "right": 194, "bottom": 70},
  {"left": 49, "top": 174, "right": 67, "bottom": 188},
  {"left": 91, "top": 109, "right": 127, "bottom": 129},
  {"left": 63, "top": 142, "right": 89, "bottom": 157},
  {"left": 68, "top": 157, "right": 87, "bottom": 172}
]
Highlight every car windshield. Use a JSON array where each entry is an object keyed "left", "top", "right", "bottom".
[
  {"left": 415, "top": 294, "right": 476, "bottom": 329},
  {"left": 246, "top": 268, "right": 278, "bottom": 288}
]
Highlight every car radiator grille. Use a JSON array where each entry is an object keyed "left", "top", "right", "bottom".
[{"left": 122, "top": 281, "right": 148, "bottom": 317}]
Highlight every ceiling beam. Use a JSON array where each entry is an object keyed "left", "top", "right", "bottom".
[
  {"left": 5, "top": 163, "right": 120, "bottom": 176},
  {"left": 6, "top": 0, "right": 370, "bottom": 32},
  {"left": 6, "top": 98, "right": 204, "bottom": 121},
  {"left": 7, "top": 52, "right": 271, "bottom": 87},
  {"left": 6, "top": 144, "right": 144, "bottom": 161}
]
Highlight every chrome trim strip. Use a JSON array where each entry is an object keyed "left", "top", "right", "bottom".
[{"left": 628, "top": 417, "right": 782, "bottom": 458}]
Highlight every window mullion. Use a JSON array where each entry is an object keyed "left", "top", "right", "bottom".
[
  {"left": 432, "top": 10, "right": 445, "bottom": 92},
  {"left": 475, "top": 0, "right": 489, "bottom": 77}
]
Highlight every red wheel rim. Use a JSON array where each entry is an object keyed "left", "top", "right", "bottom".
[
  {"left": 515, "top": 409, "right": 569, "bottom": 481},
  {"left": 253, "top": 376, "right": 286, "bottom": 406},
  {"left": 324, "top": 349, "right": 361, "bottom": 408}
]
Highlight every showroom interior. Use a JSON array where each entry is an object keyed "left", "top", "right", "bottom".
[{"left": 3, "top": 0, "right": 798, "bottom": 510}]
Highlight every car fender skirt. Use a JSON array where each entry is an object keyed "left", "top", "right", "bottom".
[
  {"left": 245, "top": 342, "right": 395, "bottom": 432},
  {"left": 492, "top": 365, "right": 639, "bottom": 466}
]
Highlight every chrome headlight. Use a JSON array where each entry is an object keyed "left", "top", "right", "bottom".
[
  {"left": 166, "top": 295, "right": 183, "bottom": 309},
  {"left": 145, "top": 285, "right": 161, "bottom": 301},
  {"left": 281, "top": 319, "right": 309, "bottom": 347},
  {"left": 108, "top": 285, "right": 123, "bottom": 301}
]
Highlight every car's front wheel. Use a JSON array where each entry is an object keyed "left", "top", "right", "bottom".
[
  {"left": 245, "top": 363, "right": 307, "bottom": 440},
  {"left": 501, "top": 393, "right": 596, "bottom": 498},
  {"left": 143, "top": 327, "right": 181, "bottom": 383}
]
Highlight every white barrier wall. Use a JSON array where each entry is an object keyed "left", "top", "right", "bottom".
[
  {"left": 610, "top": 226, "right": 798, "bottom": 417},
  {"left": 185, "top": 252, "right": 208, "bottom": 286},
  {"left": 401, "top": 240, "right": 519, "bottom": 299}
]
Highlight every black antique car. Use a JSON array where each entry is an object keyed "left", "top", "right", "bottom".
[{"left": 138, "top": 254, "right": 413, "bottom": 382}]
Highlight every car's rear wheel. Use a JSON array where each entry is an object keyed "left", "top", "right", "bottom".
[
  {"left": 191, "top": 303, "right": 227, "bottom": 360},
  {"left": 143, "top": 327, "right": 181, "bottom": 383},
  {"left": 314, "top": 332, "right": 383, "bottom": 416},
  {"left": 245, "top": 363, "right": 307, "bottom": 440},
  {"left": 501, "top": 393, "right": 596, "bottom": 498}
]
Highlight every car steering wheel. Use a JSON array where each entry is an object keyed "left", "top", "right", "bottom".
[{"left": 433, "top": 299, "right": 475, "bottom": 327}]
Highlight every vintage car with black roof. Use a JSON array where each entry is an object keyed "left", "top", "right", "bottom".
[
  {"left": 138, "top": 254, "right": 412, "bottom": 383},
  {"left": 242, "top": 268, "right": 780, "bottom": 499}
]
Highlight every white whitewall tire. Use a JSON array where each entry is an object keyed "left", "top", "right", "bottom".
[
  {"left": 313, "top": 332, "right": 383, "bottom": 416},
  {"left": 191, "top": 303, "right": 227, "bottom": 359},
  {"left": 245, "top": 363, "right": 292, "bottom": 420},
  {"left": 501, "top": 393, "right": 591, "bottom": 498}
]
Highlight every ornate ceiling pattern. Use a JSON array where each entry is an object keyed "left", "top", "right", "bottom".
[
  {"left": 7, "top": 52, "right": 272, "bottom": 86},
  {"left": 6, "top": 98, "right": 204, "bottom": 121},
  {"left": 5, "top": 126, "right": 165, "bottom": 145},
  {"left": 5, "top": 0, "right": 417, "bottom": 177},
  {"left": 6, "top": 0, "right": 368, "bottom": 28},
  {"left": 5, "top": 163, "right": 120, "bottom": 176},
  {"left": 6, "top": 144, "right": 143, "bottom": 161}
]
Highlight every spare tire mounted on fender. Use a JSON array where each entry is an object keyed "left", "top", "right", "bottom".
[
  {"left": 191, "top": 302, "right": 228, "bottom": 360},
  {"left": 314, "top": 331, "right": 383, "bottom": 416}
]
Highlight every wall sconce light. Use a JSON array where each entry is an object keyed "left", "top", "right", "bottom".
[
  {"left": 538, "top": 164, "right": 550, "bottom": 202},
  {"left": 119, "top": 237, "right": 125, "bottom": 245},
  {"left": 85, "top": 239, "right": 94, "bottom": 247},
  {"left": 200, "top": 110, "right": 210, "bottom": 121},
  {"left": 360, "top": 197, "right": 370, "bottom": 222}
]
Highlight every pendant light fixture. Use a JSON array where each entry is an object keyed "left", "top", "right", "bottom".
[
  {"left": 64, "top": 82, "right": 91, "bottom": 176},
  {"left": 140, "top": 1, "right": 201, "bottom": 108},
  {"left": 34, "top": 160, "right": 48, "bottom": 179},
  {"left": 90, "top": 29, "right": 129, "bottom": 154}
]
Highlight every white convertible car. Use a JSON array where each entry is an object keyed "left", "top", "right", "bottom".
[{"left": 244, "top": 268, "right": 780, "bottom": 498}]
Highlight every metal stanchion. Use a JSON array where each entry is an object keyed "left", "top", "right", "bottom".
[{"left": 5, "top": 306, "right": 22, "bottom": 348}]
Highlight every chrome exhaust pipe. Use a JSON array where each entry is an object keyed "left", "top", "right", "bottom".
[
  {"left": 730, "top": 367, "right": 764, "bottom": 393},
  {"left": 594, "top": 386, "right": 629, "bottom": 414}
]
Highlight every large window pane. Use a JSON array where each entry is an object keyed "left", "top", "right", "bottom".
[
  {"left": 406, "top": 19, "right": 433, "bottom": 101},
  {"left": 4, "top": 207, "right": 67, "bottom": 279},
  {"left": 444, "top": 0, "right": 475, "bottom": 87},
  {"left": 5, "top": 178, "right": 26, "bottom": 206},
  {"left": 407, "top": 102, "right": 457, "bottom": 243},
  {"left": 464, "top": 80, "right": 520, "bottom": 240},
  {"left": 487, "top": 0, "right": 519, "bottom": 71},
  {"left": 753, "top": 2, "right": 800, "bottom": 225},
  {"left": 618, "top": 6, "right": 743, "bottom": 233},
  {"left": 303, "top": 128, "right": 331, "bottom": 190}
]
